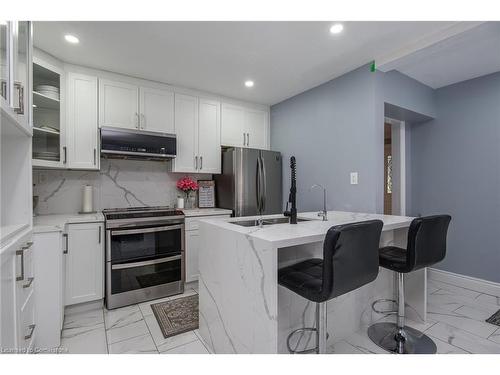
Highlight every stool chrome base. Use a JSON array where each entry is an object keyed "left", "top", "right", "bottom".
[{"left": 368, "top": 322, "right": 437, "bottom": 354}]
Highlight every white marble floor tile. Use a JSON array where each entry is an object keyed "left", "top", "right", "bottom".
[
  {"left": 138, "top": 289, "right": 198, "bottom": 317},
  {"left": 453, "top": 304, "right": 499, "bottom": 322},
  {"left": 193, "top": 329, "right": 212, "bottom": 353},
  {"left": 185, "top": 281, "right": 199, "bottom": 293},
  {"left": 488, "top": 328, "right": 500, "bottom": 345},
  {"left": 104, "top": 304, "right": 142, "bottom": 330},
  {"left": 328, "top": 340, "right": 364, "bottom": 354},
  {"left": 63, "top": 308, "right": 104, "bottom": 330},
  {"left": 428, "top": 280, "right": 481, "bottom": 299},
  {"left": 427, "top": 303, "right": 498, "bottom": 338},
  {"left": 60, "top": 323, "right": 108, "bottom": 354},
  {"left": 161, "top": 339, "right": 209, "bottom": 354},
  {"left": 108, "top": 333, "right": 158, "bottom": 354},
  {"left": 428, "top": 335, "right": 470, "bottom": 354},
  {"left": 426, "top": 322, "right": 500, "bottom": 354},
  {"left": 144, "top": 312, "right": 198, "bottom": 350},
  {"left": 475, "top": 293, "right": 500, "bottom": 307},
  {"left": 342, "top": 331, "right": 388, "bottom": 354},
  {"left": 106, "top": 319, "right": 150, "bottom": 345}
]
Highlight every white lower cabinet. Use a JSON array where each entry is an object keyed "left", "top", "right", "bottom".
[
  {"left": 0, "top": 230, "right": 35, "bottom": 353},
  {"left": 185, "top": 230, "right": 200, "bottom": 283},
  {"left": 185, "top": 214, "right": 230, "bottom": 282},
  {"left": 33, "top": 231, "right": 64, "bottom": 350},
  {"left": 65, "top": 223, "right": 104, "bottom": 306}
]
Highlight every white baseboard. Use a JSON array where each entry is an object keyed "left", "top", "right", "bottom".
[{"left": 428, "top": 268, "right": 500, "bottom": 297}]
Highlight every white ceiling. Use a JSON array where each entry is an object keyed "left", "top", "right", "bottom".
[
  {"left": 34, "top": 21, "right": 478, "bottom": 105},
  {"left": 379, "top": 22, "right": 500, "bottom": 89}
]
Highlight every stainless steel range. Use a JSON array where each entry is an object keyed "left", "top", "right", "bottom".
[{"left": 103, "top": 206, "right": 185, "bottom": 309}]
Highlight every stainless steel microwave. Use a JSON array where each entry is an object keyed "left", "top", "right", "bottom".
[{"left": 100, "top": 127, "right": 176, "bottom": 161}]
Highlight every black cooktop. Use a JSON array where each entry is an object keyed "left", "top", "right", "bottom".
[{"left": 103, "top": 206, "right": 184, "bottom": 220}]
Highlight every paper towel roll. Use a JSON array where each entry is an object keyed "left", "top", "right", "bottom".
[{"left": 82, "top": 185, "right": 93, "bottom": 213}]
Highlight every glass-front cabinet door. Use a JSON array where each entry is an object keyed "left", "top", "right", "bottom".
[
  {"left": 1, "top": 21, "right": 8, "bottom": 103},
  {"left": 14, "top": 21, "right": 31, "bottom": 126},
  {"left": 1, "top": 21, "right": 32, "bottom": 131},
  {"left": 32, "top": 58, "right": 64, "bottom": 167}
]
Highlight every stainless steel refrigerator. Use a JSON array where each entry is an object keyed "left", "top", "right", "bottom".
[{"left": 215, "top": 147, "right": 282, "bottom": 217}]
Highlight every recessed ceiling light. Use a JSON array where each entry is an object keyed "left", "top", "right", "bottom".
[
  {"left": 64, "top": 34, "right": 79, "bottom": 44},
  {"left": 244, "top": 80, "right": 254, "bottom": 88},
  {"left": 329, "top": 23, "right": 344, "bottom": 34}
]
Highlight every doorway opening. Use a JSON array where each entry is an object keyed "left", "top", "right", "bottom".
[{"left": 383, "top": 117, "right": 406, "bottom": 216}]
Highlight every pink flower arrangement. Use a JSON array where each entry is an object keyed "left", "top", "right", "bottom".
[{"left": 177, "top": 176, "right": 198, "bottom": 196}]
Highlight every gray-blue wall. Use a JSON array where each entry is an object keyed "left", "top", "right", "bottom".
[
  {"left": 410, "top": 71, "right": 500, "bottom": 283},
  {"left": 271, "top": 64, "right": 380, "bottom": 214}
]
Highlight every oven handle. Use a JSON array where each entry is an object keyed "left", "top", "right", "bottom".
[
  {"left": 111, "top": 224, "right": 184, "bottom": 236},
  {"left": 111, "top": 254, "right": 182, "bottom": 270}
]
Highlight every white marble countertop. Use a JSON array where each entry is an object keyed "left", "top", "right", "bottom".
[
  {"left": 32, "top": 208, "right": 231, "bottom": 233},
  {"left": 33, "top": 212, "right": 105, "bottom": 233},
  {"left": 200, "top": 210, "right": 414, "bottom": 248},
  {"left": 182, "top": 208, "right": 233, "bottom": 217}
]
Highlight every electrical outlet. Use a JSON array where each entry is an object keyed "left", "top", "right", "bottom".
[{"left": 350, "top": 172, "right": 358, "bottom": 185}]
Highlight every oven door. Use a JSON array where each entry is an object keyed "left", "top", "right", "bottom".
[
  {"left": 108, "top": 223, "right": 184, "bottom": 263},
  {"left": 109, "top": 254, "right": 183, "bottom": 295}
]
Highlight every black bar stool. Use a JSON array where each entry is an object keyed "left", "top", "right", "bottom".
[
  {"left": 278, "top": 220, "right": 383, "bottom": 354},
  {"left": 368, "top": 214, "right": 451, "bottom": 354}
]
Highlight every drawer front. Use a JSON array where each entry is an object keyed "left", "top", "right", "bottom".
[
  {"left": 17, "top": 239, "right": 34, "bottom": 309},
  {"left": 185, "top": 214, "right": 231, "bottom": 231},
  {"left": 19, "top": 292, "right": 36, "bottom": 352}
]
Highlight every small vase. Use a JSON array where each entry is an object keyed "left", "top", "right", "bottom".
[
  {"left": 185, "top": 192, "right": 196, "bottom": 209},
  {"left": 177, "top": 197, "right": 185, "bottom": 209}
]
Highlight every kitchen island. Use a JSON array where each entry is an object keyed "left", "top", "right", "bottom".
[{"left": 198, "top": 211, "right": 427, "bottom": 354}]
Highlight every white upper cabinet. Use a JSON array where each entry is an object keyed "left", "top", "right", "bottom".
[
  {"left": 173, "top": 93, "right": 199, "bottom": 173},
  {"left": 198, "top": 98, "right": 221, "bottom": 173},
  {"left": 171, "top": 95, "right": 221, "bottom": 174},
  {"left": 244, "top": 108, "right": 268, "bottom": 149},
  {"left": 139, "top": 86, "right": 175, "bottom": 133},
  {"left": 221, "top": 103, "right": 245, "bottom": 147},
  {"left": 98, "top": 79, "right": 139, "bottom": 130},
  {"left": 67, "top": 72, "right": 99, "bottom": 170},
  {"left": 221, "top": 103, "right": 269, "bottom": 150}
]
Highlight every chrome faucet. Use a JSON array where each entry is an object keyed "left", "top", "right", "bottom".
[{"left": 311, "top": 184, "right": 328, "bottom": 221}]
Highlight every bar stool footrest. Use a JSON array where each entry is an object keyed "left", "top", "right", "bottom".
[
  {"left": 286, "top": 328, "right": 330, "bottom": 354},
  {"left": 371, "top": 298, "right": 398, "bottom": 315}
]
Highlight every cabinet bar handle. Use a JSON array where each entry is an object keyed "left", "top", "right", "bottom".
[
  {"left": 63, "top": 233, "right": 68, "bottom": 254},
  {"left": 195, "top": 156, "right": 198, "bottom": 170},
  {"left": 200, "top": 156, "right": 203, "bottom": 170},
  {"left": 16, "top": 249, "right": 25, "bottom": 281},
  {"left": 243, "top": 132, "right": 246, "bottom": 145},
  {"left": 25, "top": 324, "right": 35, "bottom": 340},
  {"left": 23, "top": 277, "right": 34, "bottom": 289},
  {"left": 98, "top": 226, "right": 101, "bottom": 244},
  {"left": 63, "top": 146, "right": 67, "bottom": 164},
  {"left": 94, "top": 148, "right": 97, "bottom": 165},
  {"left": 247, "top": 133, "right": 250, "bottom": 146}
]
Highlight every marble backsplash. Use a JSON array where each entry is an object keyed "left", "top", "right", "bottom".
[{"left": 33, "top": 159, "right": 212, "bottom": 215}]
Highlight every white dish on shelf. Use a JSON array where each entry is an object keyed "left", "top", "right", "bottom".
[{"left": 35, "top": 85, "right": 60, "bottom": 100}]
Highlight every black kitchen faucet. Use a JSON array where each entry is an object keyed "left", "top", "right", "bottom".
[{"left": 284, "top": 156, "right": 297, "bottom": 224}]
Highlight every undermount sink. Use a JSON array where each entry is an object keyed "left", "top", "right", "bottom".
[{"left": 230, "top": 216, "right": 314, "bottom": 227}]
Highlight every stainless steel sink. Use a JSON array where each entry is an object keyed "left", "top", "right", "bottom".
[{"left": 230, "top": 217, "right": 313, "bottom": 227}]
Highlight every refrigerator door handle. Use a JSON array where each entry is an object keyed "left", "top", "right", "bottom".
[
  {"left": 260, "top": 154, "right": 267, "bottom": 212},
  {"left": 256, "top": 155, "right": 262, "bottom": 212}
]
